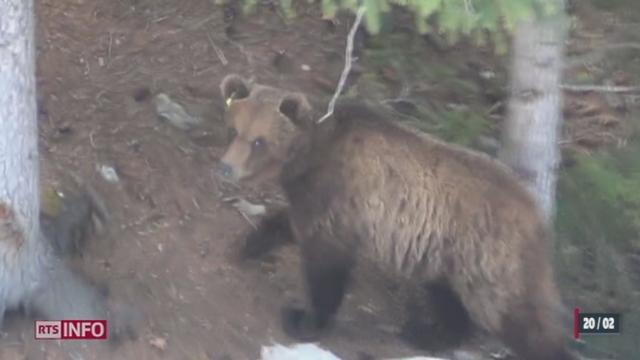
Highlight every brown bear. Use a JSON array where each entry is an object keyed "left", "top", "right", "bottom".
[{"left": 217, "top": 73, "right": 575, "bottom": 360}]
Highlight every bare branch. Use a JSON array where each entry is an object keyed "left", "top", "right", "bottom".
[
  {"left": 317, "top": 6, "right": 366, "bottom": 124},
  {"left": 566, "top": 42, "right": 640, "bottom": 68},
  {"left": 206, "top": 29, "right": 228, "bottom": 66},
  {"left": 464, "top": 0, "right": 476, "bottom": 16},
  {"left": 560, "top": 84, "right": 640, "bottom": 93}
]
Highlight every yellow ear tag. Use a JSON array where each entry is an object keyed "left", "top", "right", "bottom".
[{"left": 225, "top": 91, "right": 237, "bottom": 108}]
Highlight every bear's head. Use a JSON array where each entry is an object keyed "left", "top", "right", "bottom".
[{"left": 217, "top": 74, "right": 314, "bottom": 184}]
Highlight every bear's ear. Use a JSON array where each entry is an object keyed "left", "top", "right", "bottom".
[
  {"left": 279, "top": 92, "right": 313, "bottom": 128},
  {"left": 220, "top": 74, "right": 251, "bottom": 107}
]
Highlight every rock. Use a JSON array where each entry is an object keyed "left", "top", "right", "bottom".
[{"left": 153, "top": 93, "right": 202, "bottom": 130}]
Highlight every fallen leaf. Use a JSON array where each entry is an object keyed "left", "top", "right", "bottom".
[{"left": 149, "top": 336, "right": 167, "bottom": 351}]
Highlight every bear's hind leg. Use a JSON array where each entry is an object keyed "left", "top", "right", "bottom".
[
  {"left": 501, "top": 301, "right": 576, "bottom": 360},
  {"left": 401, "top": 281, "right": 472, "bottom": 352}
]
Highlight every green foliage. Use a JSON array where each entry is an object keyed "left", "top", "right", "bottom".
[
  {"left": 350, "top": 29, "right": 492, "bottom": 147},
  {"left": 224, "top": 0, "right": 563, "bottom": 52},
  {"left": 554, "top": 141, "right": 640, "bottom": 357},
  {"left": 431, "top": 109, "right": 490, "bottom": 146},
  {"left": 590, "top": 0, "right": 632, "bottom": 11},
  {"left": 557, "top": 143, "right": 640, "bottom": 249},
  {"left": 321, "top": 0, "right": 338, "bottom": 18}
]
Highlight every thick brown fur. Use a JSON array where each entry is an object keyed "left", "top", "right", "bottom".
[{"left": 218, "top": 74, "right": 575, "bottom": 360}]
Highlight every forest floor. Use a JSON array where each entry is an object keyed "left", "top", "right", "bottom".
[{"left": 0, "top": 0, "right": 639, "bottom": 359}]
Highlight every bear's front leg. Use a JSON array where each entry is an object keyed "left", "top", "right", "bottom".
[
  {"left": 240, "top": 209, "right": 293, "bottom": 259},
  {"left": 282, "top": 233, "right": 354, "bottom": 341}
]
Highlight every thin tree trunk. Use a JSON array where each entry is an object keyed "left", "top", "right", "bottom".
[
  {"left": 0, "top": 0, "right": 46, "bottom": 319},
  {"left": 0, "top": 2, "right": 133, "bottom": 338},
  {"left": 499, "top": 3, "right": 568, "bottom": 224},
  {"left": 0, "top": 0, "right": 39, "bottom": 244}
]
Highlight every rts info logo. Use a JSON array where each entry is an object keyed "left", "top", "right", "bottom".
[{"left": 35, "top": 320, "right": 108, "bottom": 340}]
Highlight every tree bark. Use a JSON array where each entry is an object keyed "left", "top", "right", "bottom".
[
  {"left": 0, "top": 3, "right": 138, "bottom": 339},
  {"left": 0, "top": 0, "right": 39, "bottom": 244},
  {"left": 499, "top": 3, "right": 568, "bottom": 224},
  {"left": 0, "top": 0, "right": 46, "bottom": 319}
]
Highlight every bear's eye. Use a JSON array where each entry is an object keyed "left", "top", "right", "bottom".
[
  {"left": 252, "top": 137, "right": 266, "bottom": 149},
  {"left": 228, "top": 127, "right": 238, "bottom": 140}
]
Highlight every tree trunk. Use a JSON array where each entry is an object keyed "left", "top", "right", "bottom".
[
  {"left": 0, "top": 3, "right": 138, "bottom": 341},
  {"left": 0, "top": 0, "right": 46, "bottom": 319},
  {"left": 499, "top": 4, "right": 568, "bottom": 224},
  {"left": 0, "top": 0, "right": 39, "bottom": 244}
]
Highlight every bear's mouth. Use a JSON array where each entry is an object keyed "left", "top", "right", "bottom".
[
  {"left": 216, "top": 171, "right": 241, "bottom": 185},
  {"left": 214, "top": 165, "right": 262, "bottom": 186},
  {"left": 215, "top": 158, "right": 283, "bottom": 186},
  {"left": 214, "top": 162, "right": 246, "bottom": 184},
  {"left": 240, "top": 165, "right": 283, "bottom": 186}
]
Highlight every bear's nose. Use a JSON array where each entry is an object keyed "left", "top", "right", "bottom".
[{"left": 217, "top": 162, "right": 234, "bottom": 180}]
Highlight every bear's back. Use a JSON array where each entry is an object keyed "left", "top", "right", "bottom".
[{"left": 291, "top": 101, "right": 547, "bottom": 280}]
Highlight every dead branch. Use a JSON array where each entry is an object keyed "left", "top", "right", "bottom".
[
  {"left": 561, "top": 84, "right": 640, "bottom": 93},
  {"left": 566, "top": 42, "right": 640, "bottom": 69},
  {"left": 317, "top": 6, "right": 366, "bottom": 124},
  {"left": 206, "top": 30, "right": 228, "bottom": 66}
]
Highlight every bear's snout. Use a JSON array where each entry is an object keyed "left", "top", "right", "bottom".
[{"left": 217, "top": 161, "right": 236, "bottom": 181}]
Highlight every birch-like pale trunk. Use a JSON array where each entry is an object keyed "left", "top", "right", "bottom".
[
  {"left": 499, "top": 3, "right": 568, "bottom": 224},
  {"left": 0, "top": 0, "right": 46, "bottom": 319},
  {"left": 0, "top": 1, "right": 125, "bottom": 334},
  {"left": 0, "top": 0, "right": 39, "bottom": 244}
]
